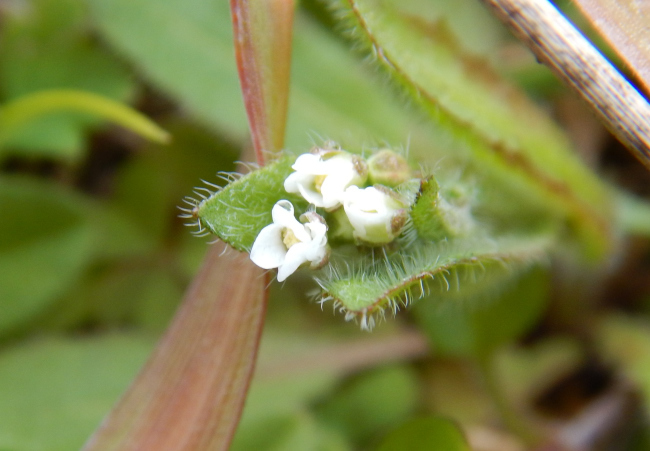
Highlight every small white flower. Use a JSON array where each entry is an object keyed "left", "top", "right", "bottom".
[
  {"left": 284, "top": 150, "right": 368, "bottom": 210},
  {"left": 250, "top": 200, "right": 329, "bottom": 281},
  {"left": 343, "top": 186, "right": 407, "bottom": 244}
]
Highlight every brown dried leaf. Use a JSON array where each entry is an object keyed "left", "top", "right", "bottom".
[{"left": 573, "top": 0, "right": 650, "bottom": 93}]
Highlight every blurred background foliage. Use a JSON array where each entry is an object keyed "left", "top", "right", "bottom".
[{"left": 1, "top": 0, "right": 650, "bottom": 449}]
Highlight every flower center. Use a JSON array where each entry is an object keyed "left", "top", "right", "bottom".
[
  {"left": 281, "top": 228, "right": 301, "bottom": 249},
  {"left": 313, "top": 175, "right": 327, "bottom": 193}
]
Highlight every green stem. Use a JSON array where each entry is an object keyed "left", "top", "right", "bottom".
[
  {"left": 0, "top": 89, "right": 170, "bottom": 151},
  {"left": 476, "top": 352, "right": 542, "bottom": 446}
]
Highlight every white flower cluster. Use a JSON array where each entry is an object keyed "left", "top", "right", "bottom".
[{"left": 250, "top": 148, "right": 409, "bottom": 281}]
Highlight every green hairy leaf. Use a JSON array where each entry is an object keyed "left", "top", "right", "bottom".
[
  {"left": 317, "top": 234, "right": 553, "bottom": 329},
  {"left": 332, "top": 0, "right": 616, "bottom": 262},
  {"left": 191, "top": 154, "right": 306, "bottom": 252}
]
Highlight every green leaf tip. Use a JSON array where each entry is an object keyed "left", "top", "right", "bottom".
[
  {"left": 188, "top": 154, "right": 305, "bottom": 252},
  {"left": 316, "top": 233, "right": 553, "bottom": 330},
  {"left": 411, "top": 176, "right": 476, "bottom": 241},
  {"left": 0, "top": 90, "right": 170, "bottom": 153}
]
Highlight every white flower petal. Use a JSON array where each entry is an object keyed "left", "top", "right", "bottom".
[
  {"left": 284, "top": 151, "right": 367, "bottom": 209},
  {"left": 271, "top": 200, "right": 311, "bottom": 242},
  {"left": 249, "top": 200, "right": 330, "bottom": 280},
  {"left": 304, "top": 221, "right": 328, "bottom": 261},
  {"left": 291, "top": 153, "right": 323, "bottom": 174},
  {"left": 283, "top": 171, "right": 309, "bottom": 194},
  {"left": 250, "top": 224, "right": 287, "bottom": 269},
  {"left": 277, "top": 243, "right": 310, "bottom": 281},
  {"left": 319, "top": 170, "right": 353, "bottom": 208},
  {"left": 297, "top": 183, "right": 326, "bottom": 207}
]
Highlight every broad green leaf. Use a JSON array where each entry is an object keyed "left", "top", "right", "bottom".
[
  {"left": 0, "top": 334, "right": 153, "bottom": 451},
  {"left": 234, "top": 359, "right": 344, "bottom": 450},
  {"left": 394, "top": 0, "right": 506, "bottom": 56},
  {"left": 0, "top": 177, "right": 95, "bottom": 334},
  {"left": 0, "top": 0, "right": 135, "bottom": 159},
  {"left": 86, "top": 0, "right": 248, "bottom": 140},
  {"left": 316, "top": 365, "right": 419, "bottom": 444},
  {"left": 333, "top": 0, "right": 615, "bottom": 261},
  {"left": 377, "top": 416, "right": 469, "bottom": 451},
  {"left": 286, "top": 17, "right": 437, "bottom": 153},
  {"left": 412, "top": 265, "right": 549, "bottom": 357},
  {"left": 86, "top": 0, "right": 437, "bottom": 153},
  {"left": 86, "top": 204, "right": 158, "bottom": 262}
]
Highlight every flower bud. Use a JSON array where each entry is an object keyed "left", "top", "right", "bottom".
[
  {"left": 343, "top": 185, "right": 408, "bottom": 245},
  {"left": 367, "top": 149, "right": 412, "bottom": 187}
]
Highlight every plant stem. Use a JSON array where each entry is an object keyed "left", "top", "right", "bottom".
[{"left": 477, "top": 352, "right": 542, "bottom": 447}]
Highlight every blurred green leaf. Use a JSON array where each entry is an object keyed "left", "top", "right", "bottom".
[
  {"left": 412, "top": 266, "right": 549, "bottom": 357},
  {"left": 286, "top": 17, "right": 436, "bottom": 152},
  {"left": 113, "top": 120, "right": 238, "bottom": 244},
  {"left": 86, "top": 0, "right": 437, "bottom": 153},
  {"left": 0, "top": 177, "right": 95, "bottom": 334},
  {"left": 496, "top": 337, "right": 584, "bottom": 406},
  {"left": 238, "top": 330, "right": 343, "bottom": 424},
  {"left": 0, "top": 334, "right": 153, "bottom": 451},
  {"left": 597, "top": 315, "right": 650, "bottom": 403},
  {"left": 316, "top": 365, "right": 419, "bottom": 444},
  {"left": 376, "top": 416, "right": 469, "bottom": 451},
  {"left": 234, "top": 377, "right": 348, "bottom": 451},
  {"left": 43, "top": 264, "right": 182, "bottom": 334},
  {"left": 86, "top": 0, "right": 247, "bottom": 140},
  {"left": 232, "top": 412, "right": 350, "bottom": 451},
  {"left": 86, "top": 204, "right": 158, "bottom": 261},
  {"left": 0, "top": 0, "right": 135, "bottom": 159}
]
